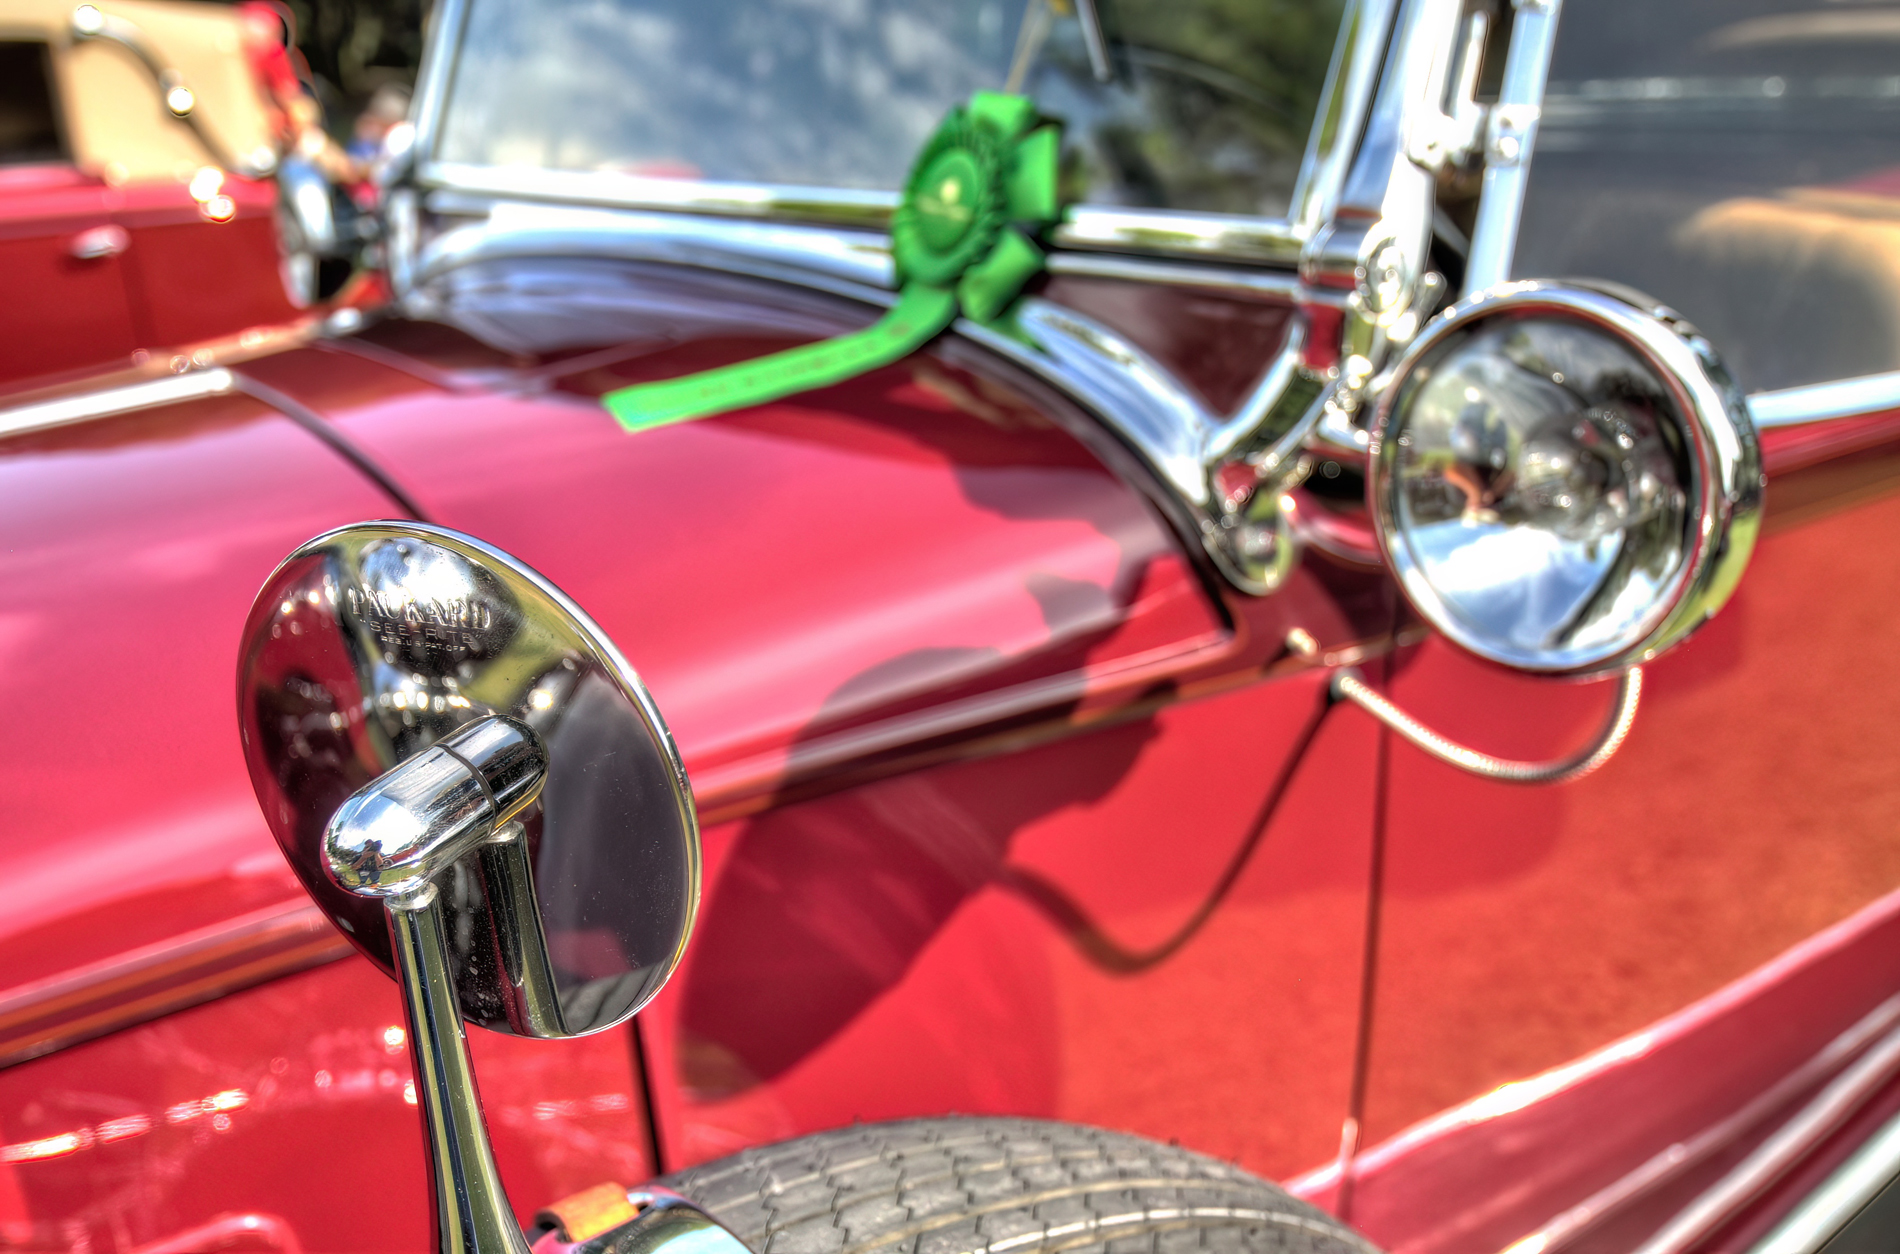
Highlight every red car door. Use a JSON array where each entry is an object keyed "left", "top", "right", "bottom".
[
  {"left": 113, "top": 172, "right": 297, "bottom": 350},
  {"left": 0, "top": 41, "right": 139, "bottom": 389},
  {"left": 1341, "top": 3, "right": 1900, "bottom": 1251}
]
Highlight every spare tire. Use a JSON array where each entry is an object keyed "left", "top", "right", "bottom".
[{"left": 655, "top": 1117, "right": 1381, "bottom": 1254}]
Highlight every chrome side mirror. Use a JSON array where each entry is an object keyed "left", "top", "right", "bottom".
[
  {"left": 1329, "top": 282, "right": 1763, "bottom": 782},
  {"left": 237, "top": 524, "right": 713, "bottom": 1254}
]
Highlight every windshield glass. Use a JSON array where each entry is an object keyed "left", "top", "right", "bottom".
[
  {"left": 1514, "top": 0, "right": 1900, "bottom": 392},
  {"left": 435, "top": 0, "right": 1347, "bottom": 219}
]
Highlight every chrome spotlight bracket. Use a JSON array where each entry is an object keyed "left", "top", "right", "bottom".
[
  {"left": 1366, "top": 280, "right": 1764, "bottom": 677},
  {"left": 1332, "top": 663, "right": 1642, "bottom": 784}
]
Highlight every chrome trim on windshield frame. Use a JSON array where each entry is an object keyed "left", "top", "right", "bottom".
[
  {"left": 0, "top": 368, "right": 235, "bottom": 440},
  {"left": 419, "top": 163, "right": 900, "bottom": 230},
  {"left": 415, "top": 164, "right": 1314, "bottom": 266},
  {"left": 414, "top": 201, "right": 895, "bottom": 297},
  {"left": 400, "top": 0, "right": 1394, "bottom": 270},
  {"left": 1055, "top": 207, "right": 1304, "bottom": 264},
  {"left": 1046, "top": 252, "right": 1327, "bottom": 301},
  {"left": 1463, "top": 0, "right": 1565, "bottom": 294},
  {"left": 410, "top": 0, "right": 469, "bottom": 174},
  {"left": 419, "top": 190, "right": 1337, "bottom": 304},
  {"left": 1748, "top": 370, "right": 1900, "bottom": 430}
]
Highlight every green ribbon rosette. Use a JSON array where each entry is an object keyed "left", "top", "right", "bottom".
[{"left": 602, "top": 92, "right": 1061, "bottom": 432}]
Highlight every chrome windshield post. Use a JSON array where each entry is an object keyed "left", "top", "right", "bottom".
[
  {"left": 1301, "top": 0, "right": 1467, "bottom": 441},
  {"left": 1463, "top": 0, "right": 1565, "bottom": 294}
]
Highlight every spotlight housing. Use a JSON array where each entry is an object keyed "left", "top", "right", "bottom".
[{"left": 1367, "top": 282, "right": 1762, "bottom": 676}]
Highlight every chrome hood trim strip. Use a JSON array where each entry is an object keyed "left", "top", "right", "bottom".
[
  {"left": 0, "top": 369, "right": 235, "bottom": 441},
  {"left": 1748, "top": 370, "right": 1900, "bottom": 430}
]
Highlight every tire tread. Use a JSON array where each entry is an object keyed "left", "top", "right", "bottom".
[{"left": 654, "top": 1117, "right": 1378, "bottom": 1254}]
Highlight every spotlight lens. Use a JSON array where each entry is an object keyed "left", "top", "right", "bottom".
[{"left": 1387, "top": 314, "right": 1692, "bottom": 663}]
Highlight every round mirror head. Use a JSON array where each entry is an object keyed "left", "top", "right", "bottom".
[
  {"left": 1368, "top": 282, "right": 1763, "bottom": 676},
  {"left": 237, "top": 522, "right": 699, "bottom": 1037}
]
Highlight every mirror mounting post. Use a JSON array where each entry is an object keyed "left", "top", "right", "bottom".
[
  {"left": 240, "top": 522, "right": 719, "bottom": 1254},
  {"left": 328, "top": 714, "right": 551, "bottom": 1254},
  {"left": 389, "top": 880, "right": 537, "bottom": 1254}
]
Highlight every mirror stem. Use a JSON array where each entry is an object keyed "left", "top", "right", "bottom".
[
  {"left": 389, "top": 883, "right": 536, "bottom": 1254},
  {"left": 480, "top": 823, "right": 569, "bottom": 1037}
]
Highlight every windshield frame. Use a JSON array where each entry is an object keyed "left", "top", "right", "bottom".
[{"left": 407, "top": 0, "right": 1384, "bottom": 266}]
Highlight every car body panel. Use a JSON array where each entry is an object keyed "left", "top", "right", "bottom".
[
  {"left": 0, "top": 260, "right": 1397, "bottom": 1248},
  {"left": 0, "top": 164, "right": 141, "bottom": 383},
  {"left": 0, "top": 0, "right": 298, "bottom": 391},
  {"left": 0, "top": 394, "right": 400, "bottom": 999},
  {"left": 1332, "top": 406, "right": 1900, "bottom": 1251},
  {"left": 0, "top": 956, "right": 653, "bottom": 1253},
  {"left": 640, "top": 672, "right": 1380, "bottom": 1178}
]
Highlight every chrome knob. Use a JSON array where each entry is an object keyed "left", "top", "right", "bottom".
[{"left": 325, "top": 715, "right": 546, "bottom": 897}]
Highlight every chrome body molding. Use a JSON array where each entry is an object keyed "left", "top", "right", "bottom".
[
  {"left": 1749, "top": 1107, "right": 1900, "bottom": 1253},
  {"left": 1747, "top": 370, "right": 1900, "bottom": 430},
  {"left": 1630, "top": 1015, "right": 1900, "bottom": 1254},
  {"left": 1496, "top": 993, "right": 1900, "bottom": 1254},
  {"left": 0, "top": 368, "right": 234, "bottom": 440},
  {"left": 0, "top": 900, "right": 350, "bottom": 1070}
]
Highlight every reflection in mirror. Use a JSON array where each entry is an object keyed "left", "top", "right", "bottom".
[
  {"left": 238, "top": 524, "right": 699, "bottom": 1039},
  {"left": 436, "top": 0, "right": 1346, "bottom": 217}
]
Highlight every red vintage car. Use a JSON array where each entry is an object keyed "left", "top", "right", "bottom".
[
  {"left": 2, "top": 1, "right": 1898, "bottom": 1253},
  {"left": 0, "top": 0, "right": 373, "bottom": 393}
]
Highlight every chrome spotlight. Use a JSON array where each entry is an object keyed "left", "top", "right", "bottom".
[{"left": 1367, "top": 281, "right": 1763, "bottom": 676}]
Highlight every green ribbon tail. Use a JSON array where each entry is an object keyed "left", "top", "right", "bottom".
[{"left": 603, "top": 284, "right": 959, "bottom": 432}]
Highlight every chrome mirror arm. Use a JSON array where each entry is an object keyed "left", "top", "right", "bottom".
[
  {"left": 242, "top": 523, "right": 727, "bottom": 1254},
  {"left": 326, "top": 715, "right": 551, "bottom": 1254},
  {"left": 389, "top": 881, "right": 537, "bottom": 1254}
]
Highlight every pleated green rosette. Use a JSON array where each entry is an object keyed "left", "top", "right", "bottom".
[{"left": 602, "top": 92, "right": 1061, "bottom": 432}]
